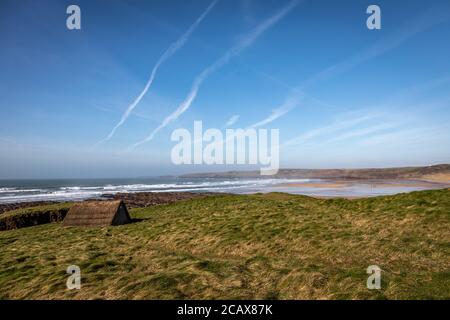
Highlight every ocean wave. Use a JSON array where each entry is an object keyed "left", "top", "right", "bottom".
[
  {"left": 0, "top": 178, "right": 313, "bottom": 203},
  {"left": 0, "top": 190, "right": 104, "bottom": 203},
  {"left": 0, "top": 188, "right": 46, "bottom": 193},
  {"left": 150, "top": 185, "right": 253, "bottom": 193},
  {"left": 60, "top": 186, "right": 101, "bottom": 191},
  {"left": 99, "top": 179, "right": 312, "bottom": 191}
]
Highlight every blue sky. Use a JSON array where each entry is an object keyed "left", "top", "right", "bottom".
[{"left": 0, "top": 0, "right": 450, "bottom": 178}]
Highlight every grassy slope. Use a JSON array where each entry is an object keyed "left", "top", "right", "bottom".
[
  {"left": 182, "top": 164, "right": 450, "bottom": 180},
  {"left": 0, "top": 203, "right": 73, "bottom": 231},
  {"left": 0, "top": 203, "right": 73, "bottom": 218},
  {"left": 0, "top": 189, "right": 449, "bottom": 300}
]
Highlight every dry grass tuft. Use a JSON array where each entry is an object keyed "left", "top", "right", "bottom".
[{"left": 0, "top": 189, "right": 449, "bottom": 299}]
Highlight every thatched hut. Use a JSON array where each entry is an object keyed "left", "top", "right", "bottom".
[{"left": 63, "top": 200, "right": 131, "bottom": 227}]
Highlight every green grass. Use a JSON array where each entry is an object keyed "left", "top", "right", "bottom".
[
  {"left": 1, "top": 203, "right": 73, "bottom": 219},
  {"left": 0, "top": 202, "right": 73, "bottom": 231},
  {"left": 0, "top": 189, "right": 449, "bottom": 299}
]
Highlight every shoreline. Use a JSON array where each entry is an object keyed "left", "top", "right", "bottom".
[
  {"left": 2, "top": 181, "right": 450, "bottom": 215},
  {"left": 1, "top": 165, "right": 449, "bottom": 205},
  {"left": 0, "top": 191, "right": 215, "bottom": 215},
  {"left": 275, "top": 178, "right": 450, "bottom": 189}
]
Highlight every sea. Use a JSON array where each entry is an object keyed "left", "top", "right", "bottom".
[{"left": 0, "top": 177, "right": 438, "bottom": 204}]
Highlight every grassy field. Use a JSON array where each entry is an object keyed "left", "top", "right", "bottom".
[
  {"left": 0, "top": 189, "right": 449, "bottom": 299},
  {"left": 0, "top": 203, "right": 72, "bottom": 231}
]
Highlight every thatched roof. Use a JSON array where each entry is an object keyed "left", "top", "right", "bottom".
[{"left": 63, "top": 200, "right": 131, "bottom": 227}]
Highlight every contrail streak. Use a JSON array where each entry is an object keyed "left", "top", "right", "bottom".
[
  {"left": 94, "top": 0, "right": 218, "bottom": 147},
  {"left": 224, "top": 114, "right": 240, "bottom": 127},
  {"left": 246, "top": 4, "right": 450, "bottom": 131},
  {"left": 249, "top": 93, "right": 302, "bottom": 129},
  {"left": 131, "top": 0, "right": 301, "bottom": 149}
]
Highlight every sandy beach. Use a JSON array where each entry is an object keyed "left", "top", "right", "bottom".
[
  {"left": 276, "top": 179, "right": 449, "bottom": 189},
  {"left": 273, "top": 178, "right": 450, "bottom": 198}
]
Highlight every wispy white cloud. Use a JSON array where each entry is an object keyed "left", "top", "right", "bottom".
[
  {"left": 131, "top": 0, "right": 302, "bottom": 149},
  {"left": 324, "top": 122, "right": 400, "bottom": 143},
  {"left": 249, "top": 93, "right": 302, "bottom": 128},
  {"left": 282, "top": 100, "right": 450, "bottom": 153},
  {"left": 0, "top": 137, "right": 14, "bottom": 144},
  {"left": 356, "top": 124, "right": 450, "bottom": 147},
  {"left": 240, "top": 0, "right": 256, "bottom": 25},
  {"left": 94, "top": 0, "right": 218, "bottom": 147},
  {"left": 91, "top": 103, "right": 158, "bottom": 123},
  {"left": 225, "top": 114, "right": 240, "bottom": 127},
  {"left": 249, "top": 6, "right": 450, "bottom": 131},
  {"left": 301, "top": 6, "right": 450, "bottom": 90},
  {"left": 282, "top": 113, "right": 382, "bottom": 147},
  {"left": 0, "top": 136, "right": 23, "bottom": 149}
]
